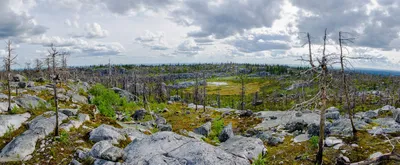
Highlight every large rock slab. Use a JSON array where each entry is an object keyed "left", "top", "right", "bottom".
[
  {"left": 28, "top": 112, "right": 68, "bottom": 135},
  {"left": 0, "top": 113, "right": 31, "bottom": 137},
  {"left": 255, "top": 111, "right": 320, "bottom": 130},
  {"left": 329, "top": 119, "right": 367, "bottom": 137},
  {"left": 0, "top": 102, "right": 19, "bottom": 113},
  {"left": 14, "top": 95, "right": 49, "bottom": 109},
  {"left": 219, "top": 136, "right": 266, "bottom": 161},
  {"left": 0, "top": 112, "right": 68, "bottom": 162},
  {"left": 0, "top": 129, "right": 45, "bottom": 162},
  {"left": 123, "top": 131, "right": 249, "bottom": 165}
]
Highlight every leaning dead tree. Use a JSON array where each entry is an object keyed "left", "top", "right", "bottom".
[
  {"left": 48, "top": 43, "right": 69, "bottom": 136},
  {"left": 294, "top": 29, "right": 331, "bottom": 165},
  {"left": 4, "top": 40, "right": 17, "bottom": 112}
]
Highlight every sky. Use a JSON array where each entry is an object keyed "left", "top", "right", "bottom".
[{"left": 0, "top": 0, "right": 400, "bottom": 70}]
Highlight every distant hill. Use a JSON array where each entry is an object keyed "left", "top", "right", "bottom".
[{"left": 353, "top": 68, "right": 400, "bottom": 76}]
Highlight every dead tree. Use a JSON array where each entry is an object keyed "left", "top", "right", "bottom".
[
  {"left": 239, "top": 73, "right": 246, "bottom": 110},
  {"left": 4, "top": 40, "right": 17, "bottom": 112},
  {"left": 48, "top": 43, "right": 68, "bottom": 136},
  {"left": 193, "top": 72, "right": 199, "bottom": 111},
  {"left": 108, "top": 59, "right": 112, "bottom": 88},
  {"left": 316, "top": 29, "right": 329, "bottom": 164},
  {"left": 34, "top": 58, "right": 43, "bottom": 77},
  {"left": 294, "top": 29, "right": 331, "bottom": 165},
  {"left": 46, "top": 57, "right": 51, "bottom": 80},
  {"left": 339, "top": 31, "right": 357, "bottom": 136},
  {"left": 202, "top": 72, "right": 207, "bottom": 112}
]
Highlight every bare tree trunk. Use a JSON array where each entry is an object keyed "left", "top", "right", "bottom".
[
  {"left": 316, "top": 28, "right": 328, "bottom": 165},
  {"left": 203, "top": 72, "right": 206, "bottom": 112},
  {"left": 241, "top": 75, "right": 245, "bottom": 110},
  {"left": 339, "top": 31, "right": 357, "bottom": 136},
  {"left": 5, "top": 40, "right": 15, "bottom": 112}
]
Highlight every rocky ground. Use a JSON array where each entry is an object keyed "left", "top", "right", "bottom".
[{"left": 0, "top": 74, "right": 399, "bottom": 164}]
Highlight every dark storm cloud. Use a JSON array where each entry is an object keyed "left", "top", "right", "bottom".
[
  {"left": 171, "top": 0, "right": 283, "bottom": 39},
  {"left": 0, "top": 0, "right": 47, "bottom": 39},
  {"left": 290, "top": 0, "right": 400, "bottom": 50}
]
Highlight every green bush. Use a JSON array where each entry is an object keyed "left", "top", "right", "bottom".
[
  {"left": 57, "top": 130, "right": 69, "bottom": 144},
  {"left": 4, "top": 124, "right": 15, "bottom": 138},
  {"left": 10, "top": 106, "right": 25, "bottom": 114},
  {"left": 252, "top": 153, "right": 267, "bottom": 165},
  {"left": 89, "top": 84, "right": 139, "bottom": 118},
  {"left": 207, "top": 118, "right": 225, "bottom": 142},
  {"left": 309, "top": 136, "right": 319, "bottom": 149}
]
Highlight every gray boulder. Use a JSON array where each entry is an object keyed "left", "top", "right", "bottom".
[
  {"left": 219, "top": 136, "right": 266, "bottom": 161},
  {"left": 364, "top": 111, "right": 378, "bottom": 118},
  {"left": 392, "top": 108, "right": 400, "bottom": 123},
  {"left": 60, "top": 109, "right": 78, "bottom": 116},
  {"left": 123, "top": 131, "right": 249, "bottom": 165},
  {"left": 369, "top": 152, "right": 383, "bottom": 159},
  {"left": 18, "top": 82, "right": 27, "bottom": 88},
  {"left": 14, "top": 95, "right": 49, "bottom": 109},
  {"left": 93, "top": 159, "right": 121, "bottom": 165},
  {"left": 284, "top": 120, "right": 308, "bottom": 133},
  {"left": 35, "top": 77, "right": 46, "bottom": 83},
  {"left": 71, "top": 94, "right": 88, "bottom": 104},
  {"left": 26, "top": 81, "right": 35, "bottom": 88},
  {"left": 194, "top": 121, "right": 211, "bottom": 136},
  {"left": 219, "top": 123, "right": 234, "bottom": 142},
  {"left": 132, "top": 109, "right": 146, "bottom": 121},
  {"left": 325, "top": 111, "right": 340, "bottom": 120},
  {"left": 13, "top": 74, "right": 26, "bottom": 82},
  {"left": 155, "top": 116, "right": 167, "bottom": 126},
  {"left": 70, "top": 159, "right": 82, "bottom": 165},
  {"left": 60, "top": 119, "right": 83, "bottom": 132},
  {"left": 325, "top": 137, "right": 343, "bottom": 147},
  {"left": 90, "top": 141, "right": 123, "bottom": 162},
  {"left": 89, "top": 124, "right": 126, "bottom": 144},
  {"left": 158, "top": 124, "right": 173, "bottom": 131},
  {"left": 255, "top": 131, "right": 283, "bottom": 146},
  {"left": 293, "top": 134, "right": 309, "bottom": 143},
  {"left": 239, "top": 110, "right": 253, "bottom": 117},
  {"left": 307, "top": 123, "right": 330, "bottom": 137},
  {"left": 326, "top": 107, "right": 339, "bottom": 113},
  {"left": 0, "top": 113, "right": 31, "bottom": 137},
  {"left": 78, "top": 113, "right": 90, "bottom": 122}
]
